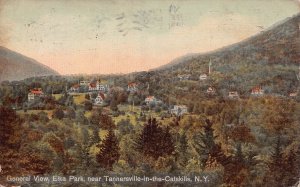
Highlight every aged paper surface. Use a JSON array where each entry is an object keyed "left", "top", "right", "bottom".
[{"left": 0, "top": 1, "right": 299, "bottom": 186}]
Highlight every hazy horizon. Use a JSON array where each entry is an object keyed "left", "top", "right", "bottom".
[{"left": 0, "top": 0, "right": 299, "bottom": 75}]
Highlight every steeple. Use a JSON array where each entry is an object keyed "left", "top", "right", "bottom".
[
  {"left": 297, "top": 65, "right": 300, "bottom": 81},
  {"left": 208, "top": 59, "right": 212, "bottom": 75}
]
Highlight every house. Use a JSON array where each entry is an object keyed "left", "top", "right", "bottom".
[
  {"left": 97, "top": 84, "right": 108, "bottom": 92},
  {"left": 80, "top": 80, "right": 90, "bottom": 86},
  {"left": 228, "top": 91, "right": 239, "bottom": 99},
  {"left": 175, "top": 86, "right": 188, "bottom": 91},
  {"left": 28, "top": 88, "right": 44, "bottom": 101},
  {"left": 199, "top": 74, "right": 208, "bottom": 80},
  {"left": 145, "top": 96, "right": 156, "bottom": 104},
  {"left": 89, "top": 82, "right": 98, "bottom": 91},
  {"left": 127, "top": 82, "right": 138, "bottom": 92},
  {"left": 69, "top": 84, "right": 80, "bottom": 92},
  {"left": 251, "top": 86, "right": 264, "bottom": 96},
  {"left": 94, "top": 92, "right": 105, "bottom": 105},
  {"left": 289, "top": 92, "right": 298, "bottom": 97},
  {"left": 170, "top": 105, "right": 188, "bottom": 116},
  {"left": 225, "top": 123, "right": 235, "bottom": 128},
  {"left": 89, "top": 81, "right": 108, "bottom": 92},
  {"left": 206, "top": 86, "right": 216, "bottom": 94},
  {"left": 145, "top": 96, "right": 162, "bottom": 105},
  {"left": 177, "top": 74, "right": 191, "bottom": 81}
]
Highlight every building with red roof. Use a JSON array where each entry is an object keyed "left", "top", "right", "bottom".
[
  {"left": 127, "top": 82, "right": 138, "bottom": 92},
  {"left": 251, "top": 86, "right": 264, "bottom": 96},
  {"left": 28, "top": 88, "right": 44, "bottom": 101},
  {"left": 94, "top": 92, "right": 105, "bottom": 105}
]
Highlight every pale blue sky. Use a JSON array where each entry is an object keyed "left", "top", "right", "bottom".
[{"left": 0, "top": 0, "right": 299, "bottom": 74}]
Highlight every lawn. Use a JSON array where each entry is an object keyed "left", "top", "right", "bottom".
[
  {"left": 73, "top": 94, "right": 86, "bottom": 105},
  {"left": 113, "top": 114, "right": 138, "bottom": 126},
  {"left": 52, "top": 94, "right": 63, "bottom": 100},
  {"left": 53, "top": 93, "right": 86, "bottom": 105},
  {"left": 84, "top": 111, "right": 92, "bottom": 118},
  {"left": 113, "top": 104, "right": 174, "bottom": 126}
]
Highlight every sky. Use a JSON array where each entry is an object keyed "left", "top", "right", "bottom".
[{"left": 0, "top": 0, "right": 299, "bottom": 75}]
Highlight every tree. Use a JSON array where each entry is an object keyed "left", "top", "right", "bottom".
[
  {"left": 136, "top": 118, "right": 174, "bottom": 160},
  {"left": 90, "top": 110, "right": 116, "bottom": 130},
  {"left": 110, "top": 96, "right": 119, "bottom": 111},
  {"left": 263, "top": 98, "right": 295, "bottom": 134},
  {"left": 96, "top": 129, "right": 120, "bottom": 170},
  {"left": 76, "top": 110, "right": 89, "bottom": 125},
  {"left": 19, "top": 151, "right": 51, "bottom": 175},
  {"left": 117, "top": 119, "right": 134, "bottom": 137},
  {"left": 84, "top": 100, "right": 93, "bottom": 111},
  {"left": 100, "top": 114, "right": 116, "bottom": 130},
  {"left": 193, "top": 119, "right": 227, "bottom": 168},
  {"left": 85, "top": 94, "right": 90, "bottom": 100},
  {"left": 229, "top": 122, "right": 255, "bottom": 144},
  {"left": 175, "top": 131, "right": 189, "bottom": 167},
  {"left": 117, "top": 92, "right": 128, "bottom": 104},
  {"left": 53, "top": 107, "right": 64, "bottom": 120},
  {"left": 263, "top": 135, "right": 285, "bottom": 186},
  {"left": 66, "top": 107, "right": 76, "bottom": 119},
  {"left": 0, "top": 106, "right": 21, "bottom": 147},
  {"left": 282, "top": 145, "right": 300, "bottom": 186},
  {"left": 0, "top": 106, "right": 23, "bottom": 176},
  {"left": 37, "top": 111, "right": 49, "bottom": 123}
]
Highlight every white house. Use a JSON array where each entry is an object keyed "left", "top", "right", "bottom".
[
  {"left": 289, "top": 92, "right": 298, "bottom": 97},
  {"left": 127, "top": 82, "right": 138, "bottom": 92},
  {"left": 228, "top": 91, "right": 239, "bottom": 99},
  {"left": 207, "top": 86, "right": 216, "bottom": 94},
  {"left": 94, "top": 92, "right": 105, "bottom": 105},
  {"left": 69, "top": 84, "right": 80, "bottom": 92},
  {"left": 80, "top": 80, "right": 90, "bottom": 86},
  {"left": 199, "top": 74, "right": 208, "bottom": 80},
  {"left": 170, "top": 105, "right": 188, "bottom": 116},
  {"left": 177, "top": 74, "right": 191, "bottom": 81},
  {"left": 225, "top": 123, "right": 235, "bottom": 128},
  {"left": 97, "top": 84, "right": 108, "bottom": 92},
  {"left": 145, "top": 96, "right": 162, "bottom": 105},
  {"left": 28, "top": 88, "right": 44, "bottom": 101}
]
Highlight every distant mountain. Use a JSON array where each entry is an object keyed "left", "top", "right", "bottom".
[
  {"left": 0, "top": 46, "right": 59, "bottom": 82},
  {"left": 157, "top": 13, "right": 299, "bottom": 71},
  {"left": 143, "top": 14, "right": 300, "bottom": 98}
]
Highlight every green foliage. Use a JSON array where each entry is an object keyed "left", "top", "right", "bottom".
[
  {"left": 175, "top": 131, "right": 189, "bottom": 168},
  {"left": 135, "top": 118, "right": 175, "bottom": 160},
  {"left": 193, "top": 119, "right": 227, "bottom": 168},
  {"left": 52, "top": 107, "right": 64, "bottom": 120},
  {"left": 90, "top": 110, "right": 116, "bottom": 130},
  {"left": 117, "top": 119, "right": 134, "bottom": 137},
  {"left": 96, "top": 129, "right": 120, "bottom": 170},
  {"left": 84, "top": 100, "right": 93, "bottom": 111},
  {"left": 0, "top": 56, "right": 300, "bottom": 187},
  {"left": 85, "top": 94, "right": 90, "bottom": 100}
]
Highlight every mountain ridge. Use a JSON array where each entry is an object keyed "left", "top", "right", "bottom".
[
  {"left": 155, "top": 13, "right": 300, "bottom": 71},
  {"left": 0, "top": 46, "right": 59, "bottom": 82}
]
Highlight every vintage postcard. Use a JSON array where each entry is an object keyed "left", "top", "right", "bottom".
[{"left": 0, "top": 0, "right": 299, "bottom": 186}]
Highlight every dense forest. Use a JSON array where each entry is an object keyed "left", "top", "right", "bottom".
[{"left": 0, "top": 72, "right": 300, "bottom": 187}]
